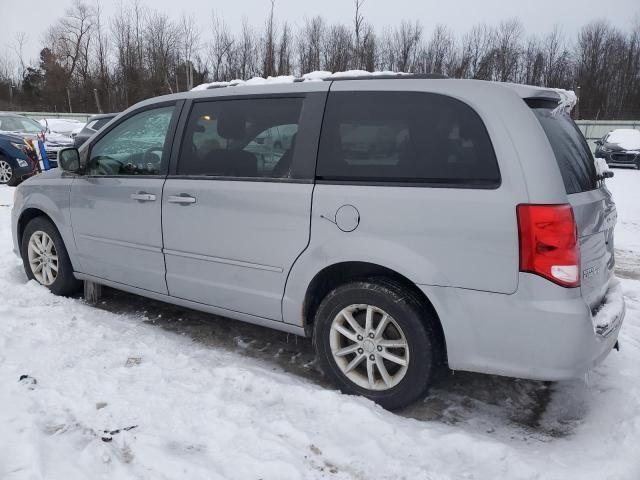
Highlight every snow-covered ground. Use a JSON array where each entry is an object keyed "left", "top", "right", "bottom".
[{"left": 1, "top": 170, "right": 640, "bottom": 479}]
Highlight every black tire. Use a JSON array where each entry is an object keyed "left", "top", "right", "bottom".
[
  {"left": 21, "top": 216, "right": 82, "bottom": 296},
  {"left": 0, "top": 155, "right": 18, "bottom": 186},
  {"left": 313, "top": 278, "right": 438, "bottom": 410}
]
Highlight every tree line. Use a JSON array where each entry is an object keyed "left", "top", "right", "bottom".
[{"left": 1, "top": 0, "right": 639, "bottom": 119}]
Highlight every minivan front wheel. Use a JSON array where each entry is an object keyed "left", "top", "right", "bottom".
[
  {"left": 314, "top": 279, "right": 437, "bottom": 410},
  {"left": 21, "top": 217, "right": 82, "bottom": 296}
]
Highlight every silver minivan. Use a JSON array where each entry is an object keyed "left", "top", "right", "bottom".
[{"left": 11, "top": 76, "right": 625, "bottom": 409}]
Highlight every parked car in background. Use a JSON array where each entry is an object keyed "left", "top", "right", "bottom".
[
  {"left": 595, "top": 128, "right": 640, "bottom": 169},
  {"left": 39, "top": 118, "right": 86, "bottom": 137},
  {"left": 73, "top": 113, "right": 117, "bottom": 147},
  {"left": 0, "top": 132, "right": 37, "bottom": 185},
  {"left": 0, "top": 112, "right": 73, "bottom": 165},
  {"left": 11, "top": 77, "right": 625, "bottom": 409}
]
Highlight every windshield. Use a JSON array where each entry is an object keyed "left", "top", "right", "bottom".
[
  {"left": 527, "top": 100, "right": 597, "bottom": 194},
  {"left": 0, "top": 115, "right": 43, "bottom": 134}
]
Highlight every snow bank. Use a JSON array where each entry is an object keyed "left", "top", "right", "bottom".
[{"left": 606, "top": 129, "right": 640, "bottom": 151}]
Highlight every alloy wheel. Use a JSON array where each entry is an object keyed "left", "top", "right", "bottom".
[
  {"left": 329, "top": 304, "right": 410, "bottom": 391},
  {"left": 27, "top": 230, "right": 59, "bottom": 286},
  {"left": 0, "top": 160, "right": 12, "bottom": 184}
]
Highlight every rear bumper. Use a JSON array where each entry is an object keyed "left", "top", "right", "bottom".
[{"left": 420, "top": 273, "right": 625, "bottom": 381}]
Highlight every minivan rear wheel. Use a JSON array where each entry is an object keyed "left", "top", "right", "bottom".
[{"left": 313, "top": 279, "right": 437, "bottom": 410}]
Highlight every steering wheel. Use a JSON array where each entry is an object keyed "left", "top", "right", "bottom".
[{"left": 88, "top": 155, "right": 120, "bottom": 175}]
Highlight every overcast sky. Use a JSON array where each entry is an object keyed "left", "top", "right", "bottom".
[{"left": 1, "top": 0, "right": 639, "bottom": 64}]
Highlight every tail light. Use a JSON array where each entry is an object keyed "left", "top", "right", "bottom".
[{"left": 517, "top": 204, "right": 580, "bottom": 288}]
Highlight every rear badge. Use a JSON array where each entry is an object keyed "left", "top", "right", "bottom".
[{"left": 583, "top": 265, "right": 601, "bottom": 279}]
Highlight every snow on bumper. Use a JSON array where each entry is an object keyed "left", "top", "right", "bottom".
[{"left": 592, "top": 277, "right": 625, "bottom": 338}]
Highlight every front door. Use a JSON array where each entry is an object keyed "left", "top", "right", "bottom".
[
  {"left": 70, "top": 103, "right": 179, "bottom": 293},
  {"left": 162, "top": 94, "right": 324, "bottom": 320}
]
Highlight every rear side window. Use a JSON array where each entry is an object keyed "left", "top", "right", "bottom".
[
  {"left": 316, "top": 92, "right": 500, "bottom": 187},
  {"left": 528, "top": 101, "right": 597, "bottom": 194},
  {"left": 178, "top": 98, "right": 302, "bottom": 178}
]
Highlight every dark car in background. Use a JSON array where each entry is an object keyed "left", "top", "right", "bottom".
[
  {"left": 0, "top": 132, "right": 37, "bottom": 185},
  {"left": 0, "top": 112, "right": 73, "bottom": 167},
  {"left": 73, "top": 113, "right": 117, "bottom": 147},
  {"left": 595, "top": 128, "right": 640, "bottom": 169}
]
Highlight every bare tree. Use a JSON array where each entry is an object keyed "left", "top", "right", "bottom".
[
  {"left": 389, "top": 21, "right": 422, "bottom": 72},
  {"left": 45, "top": 0, "right": 95, "bottom": 111},
  {"left": 237, "top": 18, "right": 259, "bottom": 79},
  {"left": 8, "top": 1, "right": 640, "bottom": 119},
  {"left": 494, "top": 19, "right": 523, "bottom": 82},
  {"left": 520, "top": 37, "right": 544, "bottom": 85},
  {"left": 417, "top": 24, "right": 455, "bottom": 75},
  {"left": 10, "top": 33, "right": 29, "bottom": 82},
  {"left": 262, "top": 0, "right": 277, "bottom": 77},
  {"left": 209, "top": 12, "right": 234, "bottom": 81},
  {"left": 323, "top": 24, "right": 352, "bottom": 72},
  {"left": 179, "top": 13, "right": 200, "bottom": 90},
  {"left": 460, "top": 24, "right": 496, "bottom": 79},
  {"left": 352, "top": 0, "right": 366, "bottom": 69},
  {"left": 144, "top": 11, "right": 179, "bottom": 94},
  {"left": 297, "top": 16, "right": 325, "bottom": 74},
  {"left": 277, "top": 22, "right": 293, "bottom": 76}
]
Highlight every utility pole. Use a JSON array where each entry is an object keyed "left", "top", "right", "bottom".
[
  {"left": 93, "top": 88, "right": 103, "bottom": 113},
  {"left": 9, "top": 84, "right": 15, "bottom": 110},
  {"left": 575, "top": 86, "right": 581, "bottom": 120},
  {"left": 67, "top": 87, "right": 73, "bottom": 113}
]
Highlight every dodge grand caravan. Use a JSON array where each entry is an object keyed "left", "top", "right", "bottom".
[{"left": 11, "top": 76, "right": 625, "bottom": 409}]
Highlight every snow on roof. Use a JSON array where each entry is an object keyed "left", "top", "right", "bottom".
[
  {"left": 191, "top": 70, "right": 410, "bottom": 91},
  {"left": 550, "top": 88, "right": 578, "bottom": 114},
  {"left": 191, "top": 72, "right": 578, "bottom": 113},
  {"left": 606, "top": 129, "right": 640, "bottom": 150}
]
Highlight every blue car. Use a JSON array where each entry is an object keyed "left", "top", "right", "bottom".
[{"left": 0, "top": 131, "right": 36, "bottom": 186}]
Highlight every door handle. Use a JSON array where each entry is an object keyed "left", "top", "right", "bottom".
[
  {"left": 130, "top": 192, "right": 156, "bottom": 202},
  {"left": 167, "top": 194, "right": 197, "bottom": 205}
]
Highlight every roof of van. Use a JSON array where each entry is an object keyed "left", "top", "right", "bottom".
[{"left": 128, "top": 76, "right": 565, "bottom": 113}]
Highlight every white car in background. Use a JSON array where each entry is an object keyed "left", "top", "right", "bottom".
[{"left": 39, "top": 118, "right": 86, "bottom": 137}]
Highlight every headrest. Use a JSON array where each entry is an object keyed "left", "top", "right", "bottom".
[{"left": 217, "top": 112, "right": 247, "bottom": 140}]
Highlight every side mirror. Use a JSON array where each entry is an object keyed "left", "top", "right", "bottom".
[
  {"left": 58, "top": 147, "right": 81, "bottom": 173},
  {"left": 595, "top": 140, "right": 603, "bottom": 146}
]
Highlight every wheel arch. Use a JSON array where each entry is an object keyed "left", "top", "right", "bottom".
[
  {"left": 17, "top": 208, "right": 54, "bottom": 248},
  {"left": 17, "top": 207, "right": 79, "bottom": 272},
  {"left": 301, "top": 261, "right": 447, "bottom": 365}
]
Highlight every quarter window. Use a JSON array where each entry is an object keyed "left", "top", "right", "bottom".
[
  {"left": 88, "top": 106, "right": 175, "bottom": 176},
  {"left": 316, "top": 92, "right": 500, "bottom": 186},
  {"left": 178, "top": 98, "right": 302, "bottom": 178},
  {"left": 527, "top": 100, "right": 597, "bottom": 194}
]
